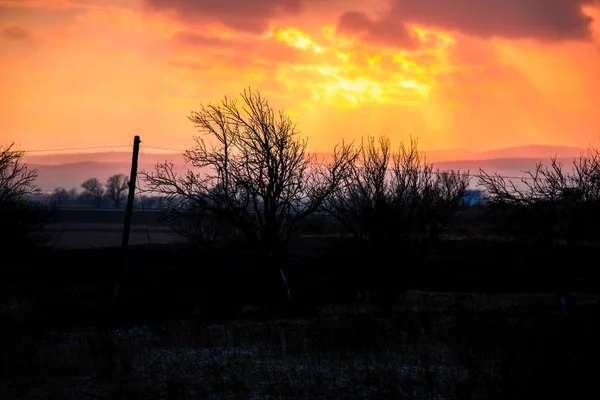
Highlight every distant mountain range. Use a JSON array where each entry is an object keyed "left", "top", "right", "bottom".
[{"left": 23, "top": 145, "right": 588, "bottom": 191}]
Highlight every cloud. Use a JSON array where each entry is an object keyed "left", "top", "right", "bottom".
[
  {"left": 337, "top": 0, "right": 599, "bottom": 49},
  {"left": 171, "top": 31, "right": 310, "bottom": 67},
  {"left": 395, "top": 0, "right": 597, "bottom": 41},
  {"left": 142, "top": 0, "right": 308, "bottom": 33},
  {"left": 0, "top": 24, "right": 31, "bottom": 40},
  {"left": 172, "top": 32, "right": 230, "bottom": 48},
  {"left": 169, "top": 24, "right": 370, "bottom": 75},
  {"left": 337, "top": 10, "right": 419, "bottom": 50},
  {"left": 0, "top": 3, "right": 86, "bottom": 28}
]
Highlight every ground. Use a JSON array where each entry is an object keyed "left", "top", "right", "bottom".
[
  {"left": 46, "top": 209, "right": 184, "bottom": 249},
  {"left": 2, "top": 292, "right": 599, "bottom": 399},
  {"left": 2, "top": 208, "right": 599, "bottom": 398}
]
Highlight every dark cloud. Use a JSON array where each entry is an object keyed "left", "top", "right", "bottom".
[
  {"left": 0, "top": 4, "right": 85, "bottom": 27},
  {"left": 171, "top": 31, "right": 310, "bottom": 65},
  {"left": 0, "top": 24, "right": 30, "bottom": 40},
  {"left": 143, "top": 0, "right": 307, "bottom": 33},
  {"left": 173, "top": 32, "right": 230, "bottom": 48},
  {"left": 338, "top": 0, "right": 598, "bottom": 48},
  {"left": 338, "top": 10, "right": 419, "bottom": 49},
  {"left": 395, "top": 0, "right": 596, "bottom": 41}
]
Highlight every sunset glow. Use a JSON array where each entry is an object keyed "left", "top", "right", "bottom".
[{"left": 1, "top": 0, "right": 600, "bottom": 154}]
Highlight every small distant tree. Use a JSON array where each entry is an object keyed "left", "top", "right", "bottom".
[
  {"left": 52, "top": 186, "right": 78, "bottom": 205},
  {"left": 0, "top": 143, "right": 54, "bottom": 252},
  {"left": 106, "top": 174, "right": 129, "bottom": 208},
  {"left": 80, "top": 178, "right": 104, "bottom": 207},
  {"left": 142, "top": 89, "right": 355, "bottom": 301}
]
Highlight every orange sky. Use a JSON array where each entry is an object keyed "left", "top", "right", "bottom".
[{"left": 1, "top": 0, "right": 600, "bottom": 154}]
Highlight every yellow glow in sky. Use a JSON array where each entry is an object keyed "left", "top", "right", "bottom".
[{"left": 1, "top": 0, "right": 599, "bottom": 154}]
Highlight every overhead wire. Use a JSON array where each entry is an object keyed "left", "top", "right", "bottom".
[
  {"left": 140, "top": 145, "right": 186, "bottom": 153},
  {"left": 22, "top": 145, "right": 132, "bottom": 153}
]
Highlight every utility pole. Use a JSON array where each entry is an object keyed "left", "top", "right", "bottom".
[{"left": 121, "top": 135, "right": 141, "bottom": 249}]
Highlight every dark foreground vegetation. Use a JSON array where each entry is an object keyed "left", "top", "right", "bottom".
[
  {"left": 3, "top": 89, "right": 600, "bottom": 398},
  {"left": 2, "top": 233, "right": 600, "bottom": 398}
]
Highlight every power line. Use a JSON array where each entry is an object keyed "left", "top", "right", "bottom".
[
  {"left": 141, "top": 145, "right": 186, "bottom": 153},
  {"left": 24, "top": 145, "right": 132, "bottom": 153}
]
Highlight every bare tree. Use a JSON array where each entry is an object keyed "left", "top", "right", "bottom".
[
  {"left": 80, "top": 178, "right": 104, "bottom": 207},
  {"left": 324, "top": 136, "right": 470, "bottom": 313},
  {"left": 0, "top": 143, "right": 54, "bottom": 251},
  {"left": 106, "top": 174, "right": 129, "bottom": 208},
  {"left": 0, "top": 143, "right": 38, "bottom": 203},
  {"left": 142, "top": 89, "right": 355, "bottom": 259},
  {"left": 326, "top": 136, "right": 470, "bottom": 250},
  {"left": 477, "top": 148, "right": 600, "bottom": 245},
  {"left": 477, "top": 148, "right": 600, "bottom": 317}
]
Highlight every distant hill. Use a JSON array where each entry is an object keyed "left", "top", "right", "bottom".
[
  {"left": 24, "top": 145, "right": 589, "bottom": 191},
  {"left": 424, "top": 145, "right": 586, "bottom": 162},
  {"left": 436, "top": 157, "right": 578, "bottom": 180},
  {"left": 29, "top": 161, "right": 191, "bottom": 192},
  {"left": 24, "top": 151, "right": 185, "bottom": 166}
]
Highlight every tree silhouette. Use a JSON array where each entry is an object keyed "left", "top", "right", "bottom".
[
  {"left": 326, "top": 136, "right": 469, "bottom": 251},
  {"left": 324, "top": 136, "right": 470, "bottom": 314},
  {"left": 106, "top": 174, "right": 129, "bottom": 208},
  {"left": 80, "top": 178, "right": 104, "bottom": 208},
  {"left": 0, "top": 143, "right": 38, "bottom": 203},
  {"left": 142, "top": 88, "right": 355, "bottom": 257},
  {"left": 52, "top": 187, "right": 77, "bottom": 206},
  {"left": 0, "top": 143, "right": 53, "bottom": 251},
  {"left": 477, "top": 148, "right": 600, "bottom": 245},
  {"left": 477, "top": 148, "right": 600, "bottom": 317}
]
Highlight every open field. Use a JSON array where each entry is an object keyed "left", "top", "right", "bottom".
[
  {"left": 46, "top": 222, "right": 185, "bottom": 249},
  {"left": 46, "top": 207, "right": 492, "bottom": 249},
  {"left": 45, "top": 209, "right": 185, "bottom": 249},
  {"left": 2, "top": 291, "right": 599, "bottom": 399},
  {"left": 3, "top": 207, "right": 597, "bottom": 398}
]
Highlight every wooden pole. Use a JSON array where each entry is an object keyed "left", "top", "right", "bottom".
[{"left": 121, "top": 135, "right": 141, "bottom": 249}]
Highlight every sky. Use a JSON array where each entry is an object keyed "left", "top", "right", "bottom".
[{"left": 1, "top": 0, "right": 600, "bottom": 155}]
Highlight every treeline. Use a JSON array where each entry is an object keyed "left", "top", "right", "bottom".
[
  {"left": 141, "top": 90, "right": 470, "bottom": 258},
  {"left": 3, "top": 89, "right": 600, "bottom": 256},
  {"left": 140, "top": 89, "right": 600, "bottom": 253},
  {"left": 42, "top": 176, "right": 164, "bottom": 209},
  {"left": 2, "top": 89, "right": 600, "bottom": 319}
]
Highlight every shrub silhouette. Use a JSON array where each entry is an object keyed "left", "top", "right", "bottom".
[
  {"left": 323, "top": 136, "right": 470, "bottom": 314},
  {"left": 477, "top": 148, "right": 600, "bottom": 245}
]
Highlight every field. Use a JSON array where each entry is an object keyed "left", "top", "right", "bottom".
[
  {"left": 2, "top": 290, "right": 599, "bottom": 399},
  {"left": 46, "top": 209, "right": 185, "bottom": 249},
  {"left": 2, "top": 208, "right": 600, "bottom": 398},
  {"left": 45, "top": 207, "right": 488, "bottom": 249}
]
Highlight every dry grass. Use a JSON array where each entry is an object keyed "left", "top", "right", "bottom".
[{"left": 2, "top": 292, "right": 598, "bottom": 399}]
